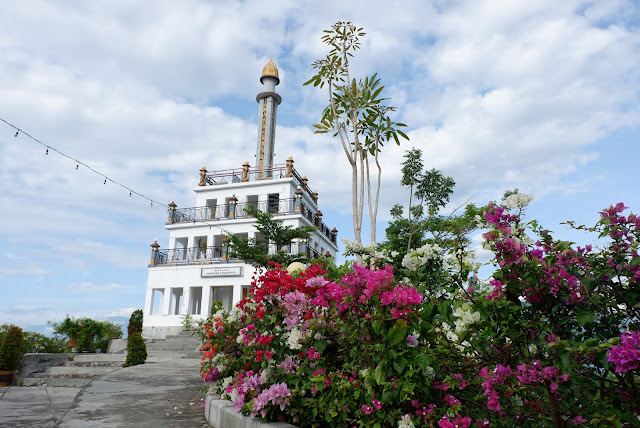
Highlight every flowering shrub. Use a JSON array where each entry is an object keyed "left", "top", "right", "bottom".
[{"left": 200, "top": 203, "right": 640, "bottom": 427}]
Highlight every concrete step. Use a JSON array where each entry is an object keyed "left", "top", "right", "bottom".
[
  {"left": 21, "top": 377, "right": 92, "bottom": 388},
  {"left": 65, "top": 360, "right": 124, "bottom": 367},
  {"left": 72, "top": 354, "right": 126, "bottom": 363},
  {"left": 46, "top": 366, "right": 118, "bottom": 375},
  {"left": 33, "top": 373, "right": 97, "bottom": 379}
]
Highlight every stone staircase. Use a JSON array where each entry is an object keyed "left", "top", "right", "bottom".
[
  {"left": 21, "top": 354, "right": 126, "bottom": 387},
  {"left": 145, "top": 330, "right": 203, "bottom": 361},
  {"left": 19, "top": 333, "right": 203, "bottom": 387}
]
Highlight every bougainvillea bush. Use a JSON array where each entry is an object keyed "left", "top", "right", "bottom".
[{"left": 200, "top": 203, "right": 640, "bottom": 427}]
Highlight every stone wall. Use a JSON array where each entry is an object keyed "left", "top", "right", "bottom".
[
  {"left": 205, "top": 393, "right": 297, "bottom": 428},
  {"left": 15, "top": 353, "right": 73, "bottom": 383}
]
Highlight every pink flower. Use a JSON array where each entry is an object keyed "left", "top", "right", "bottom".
[
  {"left": 607, "top": 330, "right": 640, "bottom": 373},
  {"left": 361, "top": 404, "right": 374, "bottom": 415},
  {"left": 307, "top": 347, "right": 321, "bottom": 360},
  {"left": 573, "top": 415, "right": 586, "bottom": 425},
  {"left": 445, "top": 394, "right": 461, "bottom": 407},
  {"left": 438, "top": 414, "right": 472, "bottom": 428}
]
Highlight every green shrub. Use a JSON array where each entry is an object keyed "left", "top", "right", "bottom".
[
  {"left": 124, "top": 333, "right": 147, "bottom": 367},
  {"left": 0, "top": 325, "right": 24, "bottom": 371},
  {"left": 22, "top": 331, "right": 66, "bottom": 353},
  {"left": 49, "top": 317, "right": 122, "bottom": 351},
  {"left": 127, "top": 310, "right": 143, "bottom": 337}
]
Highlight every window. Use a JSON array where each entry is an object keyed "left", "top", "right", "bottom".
[
  {"left": 189, "top": 287, "right": 202, "bottom": 315},
  {"left": 170, "top": 288, "right": 183, "bottom": 315},
  {"left": 150, "top": 289, "right": 164, "bottom": 315},
  {"left": 206, "top": 199, "right": 217, "bottom": 219},
  {"left": 268, "top": 193, "right": 279, "bottom": 214}
]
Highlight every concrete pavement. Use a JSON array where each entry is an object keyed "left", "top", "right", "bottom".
[{"left": 0, "top": 358, "right": 209, "bottom": 427}]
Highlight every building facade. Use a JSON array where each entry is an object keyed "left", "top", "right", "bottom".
[{"left": 142, "top": 60, "right": 339, "bottom": 339}]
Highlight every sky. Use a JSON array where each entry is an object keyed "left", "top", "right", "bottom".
[{"left": 1, "top": 1, "right": 639, "bottom": 334}]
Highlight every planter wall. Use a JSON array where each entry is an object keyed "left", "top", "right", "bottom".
[
  {"left": 15, "top": 353, "right": 73, "bottom": 383},
  {"left": 205, "top": 393, "right": 297, "bottom": 428},
  {"left": 0, "top": 370, "right": 15, "bottom": 386}
]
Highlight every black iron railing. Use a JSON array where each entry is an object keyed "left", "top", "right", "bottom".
[
  {"left": 174, "top": 199, "right": 297, "bottom": 223},
  {"left": 203, "top": 164, "right": 314, "bottom": 200},
  {"left": 151, "top": 245, "right": 324, "bottom": 267},
  {"left": 172, "top": 198, "right": 337, "bottom": 245}
]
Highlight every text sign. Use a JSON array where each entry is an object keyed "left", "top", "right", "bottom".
[{"left": 201, "top": 266, "right": 243, "bottom": 277}]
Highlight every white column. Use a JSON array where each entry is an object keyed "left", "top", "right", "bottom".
[
  {"left": 202, "top": 285, "right": 212, "bottom": 317},
  {"left": 162, "top": 287, "right": 171, "bottom": 316},
  {"left": 182, "top": 287, "right": 191, "bottom": 315},
  {"left": 143, "top": 287, "right": 153, "bottom": 317}
]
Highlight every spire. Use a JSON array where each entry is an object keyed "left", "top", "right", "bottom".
[
  {"left": 261, "top": 58, "right": 279, "bottom": 84},
  {"left": 255, "top": 59, "right": 282, "bottom": 177}
]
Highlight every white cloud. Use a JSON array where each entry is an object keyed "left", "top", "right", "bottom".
[
  {"left": 0, "top": 0, "right": 639, "bottom": 328},
  {"left": 68, "top": 282, "right": 135, "bottom": 293},
  {"left": 106, "top": 307, "right": 137, "bottom": 318}
]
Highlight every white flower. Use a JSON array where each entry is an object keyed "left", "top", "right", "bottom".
[
  {"left": 286, "top": 327, "right": 303, "bottom": 350},
  {"left": 502, "top": 193, "right": 535, "bottom": 209},
  {"left": 398, "top": 414, "right": 415, "bottom": 428},
  {"left": 424, "top": 366, "right": 435, "bottom": 380}
]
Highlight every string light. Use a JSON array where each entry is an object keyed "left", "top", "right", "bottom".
[{"left": 1, "top": 116, "right": 167, "bottom": 208}]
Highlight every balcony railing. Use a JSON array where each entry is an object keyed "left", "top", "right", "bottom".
[
  {"left": 174, "top": 199, "right": 296, "bottom": 223},
  {"left": 171, "top": 198, "right": 337, "bottom": 245},
  {"left": 201, "top": 163, "right": 315, "bottom": 200},
  {"left": 151, "top": 245, "right": 323, "bottom": 267}
]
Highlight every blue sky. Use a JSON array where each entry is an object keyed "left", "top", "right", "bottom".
[{"left": 1, "top": 1, "right": 639, "bottom": 333}]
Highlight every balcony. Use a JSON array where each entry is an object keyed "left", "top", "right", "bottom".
[
  {"left": 199, "top": 162, "right": 314, "bottom": 200},
  {"left": 169, "top": 198, "right": 337, "bottom": 245},
  {"left": 150, "top": 245, "right": 323, "bottom": 267}
]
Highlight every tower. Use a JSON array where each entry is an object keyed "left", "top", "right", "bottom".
[
  {"left": 142, "top": 60, "right": 338, "bottom": 339},
  {"left": 255, "top": 58, "right": 281, "bottom": 177}
]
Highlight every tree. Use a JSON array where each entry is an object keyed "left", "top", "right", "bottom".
[
  {"left": 395, "top": 148, "right": 457, "bottom": 251},
  {"left": 305, "top": 22, "right": 409, "bottom": 260},
  {"left": 226, "top": 205, "right": 316, "bottom": 269}
]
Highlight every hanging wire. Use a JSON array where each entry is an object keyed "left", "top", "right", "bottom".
[{"left": 1, "top": 116, "right": 168, "bottom": 208}]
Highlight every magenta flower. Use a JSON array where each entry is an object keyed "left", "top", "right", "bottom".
[{"left": 607, "top": 330, "right": 640, "bottom": 373}]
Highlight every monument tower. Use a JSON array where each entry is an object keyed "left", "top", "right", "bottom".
[
  {"left": 255, "top": 58, "right": 281, "bottom": 177},
  {"left": 142, "top": 59, "right": 339, "bottom": 339}
]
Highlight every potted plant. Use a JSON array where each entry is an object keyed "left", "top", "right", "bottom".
[{"left": 0, "top": 325, "right": 24, "bottom": 386}]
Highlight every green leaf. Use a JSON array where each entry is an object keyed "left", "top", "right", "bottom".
[
  {"left": 388, "top": 319, "right": 408, "bottom": 346},
  {"left": 393, "top": 358, "right": 407, "bottom": 374},
  {"left": 560, "top": 352, "right": 571, "bottom": 369},
  {"left": 372, "top": 319, "right": 384, "bottom": 335},
  {"left": 374, "top": 361, "right": 386, "bottom": 385},
  {"left": 314, "top": 339, "right": 327, "bottom": 354},
  {"left": 577, "top": 310, "right": 596, "bottom": 326}
]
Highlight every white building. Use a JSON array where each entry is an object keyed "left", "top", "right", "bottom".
[{"left": 142, "top": 60, "right": 339, "bottom": 338}]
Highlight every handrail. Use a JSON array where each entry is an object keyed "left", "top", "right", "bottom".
[
  {"left": 203, "top": 164, "right": 314, "bottom": 200},
  {"left": 171, "top": 199, "right": 336, "bottom": 245}
]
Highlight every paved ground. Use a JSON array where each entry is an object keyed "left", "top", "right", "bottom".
[{"left": 0, "top": 359, "right": 209, "bottom": 427}]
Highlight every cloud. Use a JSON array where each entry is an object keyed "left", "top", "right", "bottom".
[
  {"left": 0, "top": 1, "right": 639, "bottom": 330},
  {"left": 68, "top": 282, "right": 135, "bottom": 293},
  {"left": 106, "top": 307, "right": 137, "bottom": 318}
]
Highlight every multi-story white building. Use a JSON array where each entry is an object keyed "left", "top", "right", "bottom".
[{"left": 142, "top": 60, "right": 339, "bottom": 339}]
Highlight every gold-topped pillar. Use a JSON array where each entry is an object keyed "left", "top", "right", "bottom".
[{"left": 199, "top": 166, "right": 208, "bottom": 186}]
